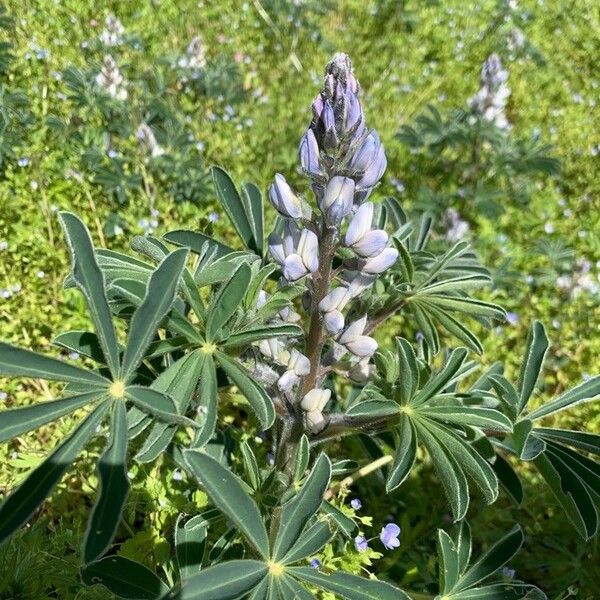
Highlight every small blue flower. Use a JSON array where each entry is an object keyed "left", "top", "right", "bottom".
[
  {"left": 354, "top": 535, "right": 368, "bottom": 553},
  {"left": 309, "top": 558, "right": 321, "bottom": 569},
  {"left": 379, "top": 523, "right": 401, "bottom": 550},
  {"left": 505, "top": 312, "right": 519, "bottom": 326},
  {"left": 350, "top": 498, "right": 362, "bottom": 511},
  {"left": 502, "top": 567, "right": 516, "bottom": 579}
]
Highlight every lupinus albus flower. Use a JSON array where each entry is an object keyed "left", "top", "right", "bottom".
[
  {"left": 355, "top": 535, "right": 369, "bottom": 552},
  {"left": 345, "top": 202, "right": 389, "bottom": 257},
  {"left": 179, "top": 36, "right": 207, "bottom": 70},
  {"left": 350, "top": 498, "right": 362, "bottom": 510},
  {"left": 319, "top": 286, "right": 352, "bottom": 334},
  {"left": 301, "top": 388, "right": 331, "bottom": 431},
  {"left": 299, "top": 129, "right": 322, "bottom": 177},
  {"left": 443, "top": 208, "right": 470, "bottom": 242},
  {"left": 320, "top": 176, "right": 354, "bottom": 224},
  {"left": 468, "top": 53, "right": 510, "bottom": 130},
  {"left": 136, "top": 123, "right": 165, "bottom": 157},
  {"left": 269, "top": 174, "right": 306, "bottom": 219},
  {"left": 361, "top": 248, "right": 398, "bottom": 274},
  {"left": 256, "top": 290, "right": 301, "bottom": 323},
  {"left": 95, "top": 55, "right": 127, "bottom": 100},
  {"left": 380, "top": 523, "right": 401, "bottom": 549},
  {"left": 309, "top": 558, "right": 321, "bottom": 569},
  {"left": 99, "top": 15, "right": 125, "bottom": 47},
  {"left": 268, "top": 222, "right": 319, "bottom": 281},
  {"left": 338, "top": 315, "right": 378, "bottom": 357},
  {"left": 277, "top": 348, "right": 311, "bottom": 391}
]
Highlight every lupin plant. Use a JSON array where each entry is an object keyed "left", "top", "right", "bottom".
[{"left": 0, "top": 53, "right": 599, "bottom": 600}]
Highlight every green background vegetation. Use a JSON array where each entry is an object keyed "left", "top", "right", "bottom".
[{"left": 0, "top": 0, "right": 598, "bottom": 597}]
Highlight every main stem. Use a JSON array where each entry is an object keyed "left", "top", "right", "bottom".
[{"left": 277, "top": 223, "right": 338, "bottom": 480}]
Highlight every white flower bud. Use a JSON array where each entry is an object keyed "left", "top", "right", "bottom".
[
  {"left": 345, "top": 202, "right": 373, "bottom": 247},
  {"left": 301, "top": 388, "right": 331, "bottom": 412},
  {"left": 277, "top": 370, "right": 299, "bottom": 391},
  {"left": 338, "top": 315, "right": 367, "bottom": 344},
  {"left": 320, "top": 176, "right": 354, "bottom": 224},
  {"left": 352, "top": 229, "right": 388, "bottom": 258},
  {"left": 345, "top": 335, "right": 378, "bottom": 357},
  {"left": 287, "top": 348, "right": 310, "bottom": 376},
  {"left": 323, "top": 310, "right": 345, "bottom": 334},
  {"left": 362, "top": 247, "right": 398, "bottom": 274},
  {"left": 305, "top": 409, "right": 325, "bottom": 432},
  {"left": 319, "top": 286, "right": 351, "bottom": 313},
  {"left": 269, "top": 174, "right": 303, "bottom": 219},
  {"left": 283, "top": 254, "right": 309, "bottom": 281}
]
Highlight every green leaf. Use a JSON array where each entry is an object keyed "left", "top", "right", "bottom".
[
  {"left": 176, "top": 511, "right": 218, "bottom": 580},
  {"left": 273, "top": 453, "right": 332, "bottom": 560},
  {"left": 193, "top": 357, "right": 219, "bottom": 447},
  {"left": 212, "top": 166, "right": 259, "bottom": 253},
  {"left": 163, "top": 229, "right": 236, "bottom": 260},
  {"left": 281, "top": 520, "right": 335, "bottom": 565},
  {"left": 292, "top": 434, "right": 310, "bottom": 483},
  {"left": 512, "top": 419, "right": 546, "bottom": 461},
  {"left": 438, "top": 529, "right": 460, "bottom": 594},
  {"left": 534, "top": 451, "right": 598, "bottom": 540},
  {"left": 536, "top": 428, "right": 600, "bottom": 455},
  {"left": 517, "top": 321, "right": 549, "bottom": 413},
  {"left": 126, "top": 386, "right": 196, "bottom": 428},
  {"left": 528, "top": 376, "right": 600, "bottom": 421},
  {"left": 53, "top": 330, "right": 107, "bottom": 364},
  {"left": 136, "top": 350, "right": 204, "bottom": 463},
  {"left": 423, "top": 420, "right": 498, "bottom": 504},
  {"left": 416, "top": 421, "right": 469, "bottom": 521},
  {"left": 345, "top": 400, "right": 400, "bottom": 421},
  {"left": 0, "top": 342, "right": 109, "bottom": 386},
  {"left": 222, "top": 324, "right": 303, "bottom": 348},
  {"left": 206, "top": 263, "right": 252, "bottom": 341},
  {"left": 0, "top": 402, "right": 109, "bottom": 545},
  {"left": 59, "top": 212, "right": 121, "bottom": 377},
  {"left": 0, "top": 391, "right": 102, "bottom": 443},
  {"left": 81, "top": 556, "right": 168, "bottom": 599},
  {"left": 386, "top": 415, "right": 417, "bottom": 492},
  {"left": 216, "top": 351, "right": 275, "bottom": 429},
  {"left": 492, "top": 454, "right": 524, "bottom": 505},
  {"left": 240, "top": 441, "right": 261, "bottom": 490},
  {"left": 121, "top": 248, "right": 189, "bottom": 380},
  {"left": 411, "top": 347, "right": 468, "bottom": 407},
  {"left": 395, "top": 338, "right": 419, "bottom": 404},
  {"left": 448, "top": 583, "right": 546, "bottom": 599},
  {"left": 183, "top": 450, "right": 270, "bottom": 558},
  {"left": 278, "top": 575, "right": 315, "bottom": 600},
  {"left": 289, "top": 567, "right": 411, "bottom": 599},
  {"left": 545, "top": 442, "right": 600, "bottom": 498},
  {"left": 83, "top": 399, "right": 129, "bottom": 563},
  {"left": 179, "top": 560, "right": 268, "bottom": 600},
  {"left": 320, "top": 501, "right": 357, "bottom": 537},
  {"left": 241, "top": 181, "right": 265, "bottom": 256},
  {"left": 421, "top": 406, "right": 512, "bottom": 433},
  {"left": 451, "top": 526, "right": 523, "bottom": 593}
]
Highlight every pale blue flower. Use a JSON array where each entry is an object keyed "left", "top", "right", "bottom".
[
  {"left": 350, "top": 498, "right": 362, "bottom": 510},
  {"left": 379, "top": 523, "right": 401, "bottom": 550},
  {"left": 309, "top": 558, "right": 321, "bottom": 569},
  {"left": 355, "top": 535, "right": 368, "bottom": 552}
]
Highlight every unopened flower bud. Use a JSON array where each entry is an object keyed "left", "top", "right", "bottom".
[
  {"left": 301, "top": 388, "right": 331, "bottom": 412},
  {"left": 321, "top": 176, "right": 354, "bottom": 224},
  {"left": 305, "top": 409, "right": 325, "bottom": 432},
  {"left": 362, "top": 247, "right": 398, "bottom": 274},
  {"left": 345, "top": 202, "right": 389, "bottom": 257},
  {"left": 319, "top": 286, "right": 352, "bottom": 313},
  {"left": 338, "top": 315, "right": 378, "bottom": 357},
  {"left": 269, "top": 174, "right": 303, "bottom": 219},
  {"left": 356, "top": 142, "right": 386, "bottom": 190},
  {"left": 299, "top": 129, "right": 322, "bottom": 177},
  {"left": 324, "top": 310, "right": 345, "bottom": 334},
  {"left": 269, "top": 223, "right": 319, "bottom": 281}
]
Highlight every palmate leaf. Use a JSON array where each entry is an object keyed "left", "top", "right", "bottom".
[
  {"left": 272, "top": 453, "right": 331, "bottom": 560},
  {"left": 178, "top": 560, "right": 268, "bottom": 600},
  {"left": 0, "top": 402, "right": 109, "bottom": 545},
  {"left": 83, "top": 399, "right": 129, "bottom": 563},
  {"left": 183, "top": 450, "right": 270, "bottom": 558},
  {"left": 0, "top": 390, "right": 103, "bottom": 443},
  {"left": 121, "top": 247, "right": 189, "bottom": 380},
  {"left": 516, "top": 321, "right": 549, "bottom": 414},
  {"left": 0, "top": 342, "right": 109, "bottom": 386},
  {"left": 215, "top": 351, "right": 275, "bottom": 429},
  {"left": 435, "top": 523, "right": 544, "bottom": 599},
  {"left": 288, "top": 567, "right": 411, "bottom": 600},
  {"left": 280, "top": 520, "right": 335, "bottom": 565},
  {"left": 205, "top": 263, "right": 251, "bottom": 341},
  {"left": 81, "top": 556, "right": 169, "bottom": 599},
  {"left": 193, "top": 356, "right": 219, "bottom": 447},
  {"left": 59, "top": 212, "right": 121, "bottom": 377},
  {"left": 212, "top": 166, "right": 262, "bottom": 255}
]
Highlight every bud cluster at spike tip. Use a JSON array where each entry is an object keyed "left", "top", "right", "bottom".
[
  {"left": 468, "top": 53, "right": 511, "bottom": 130},
  {"left": 256, "top": 53, "right": 398, "bottom": 425}
]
